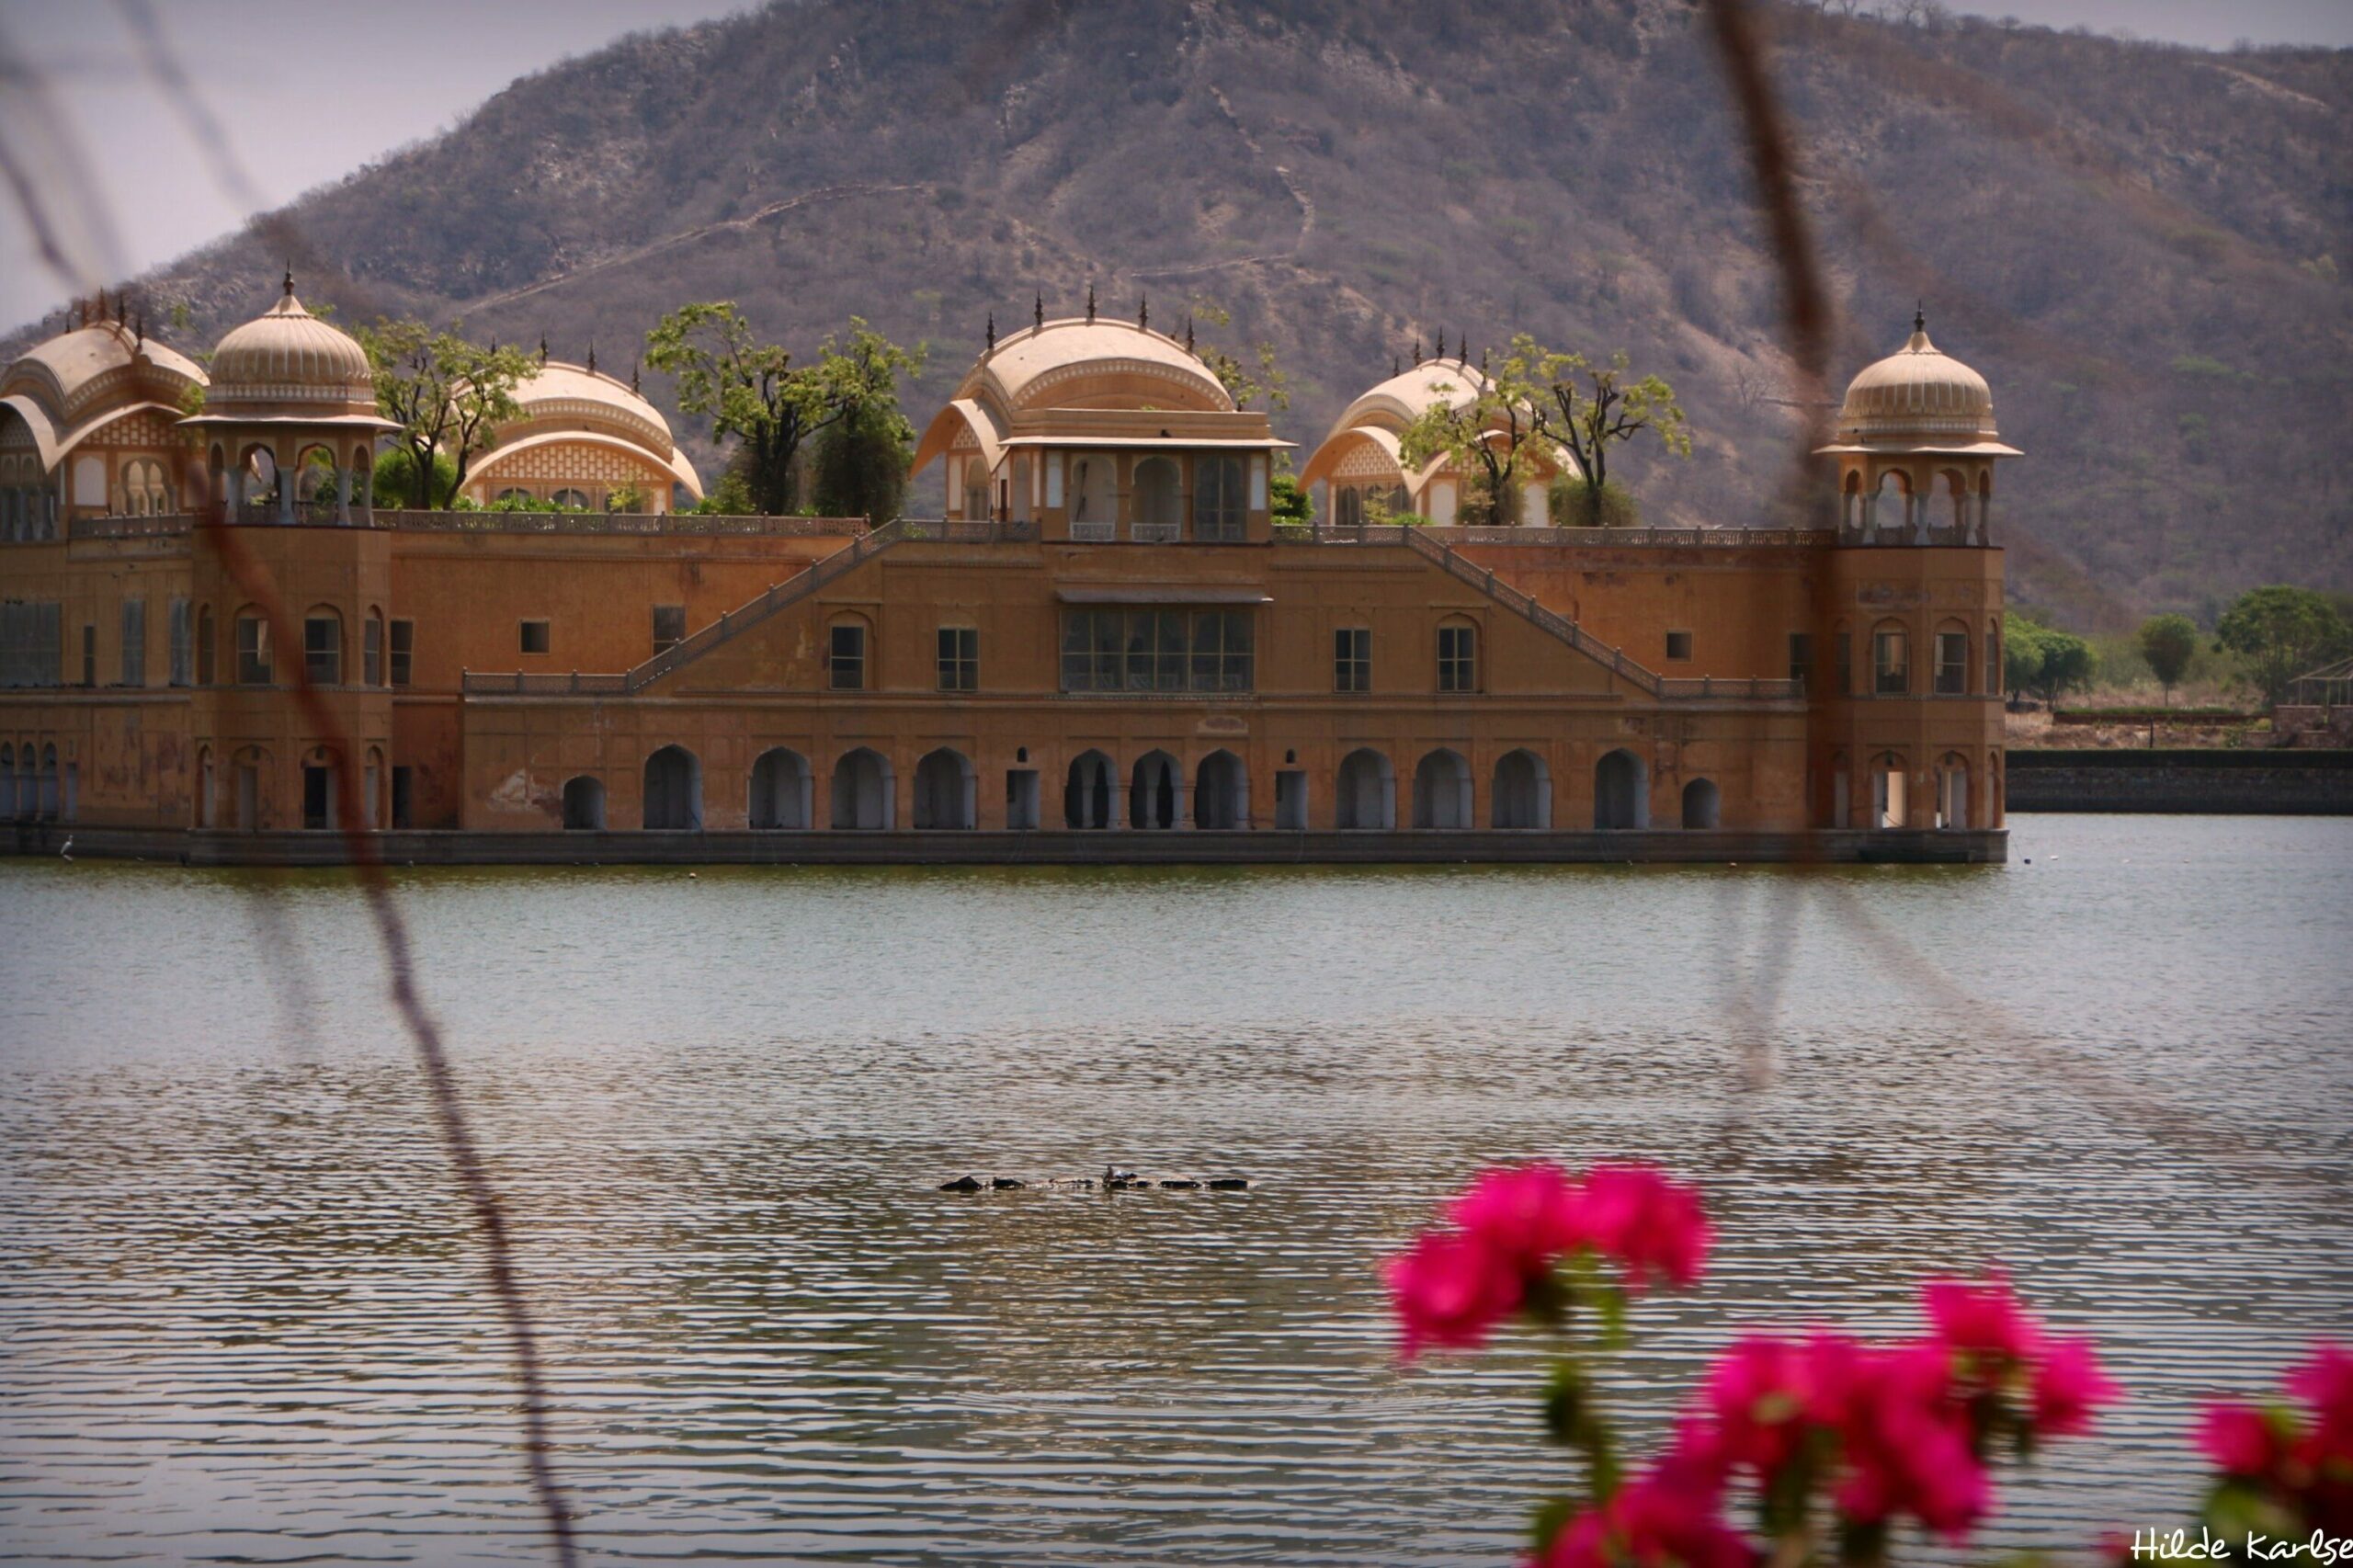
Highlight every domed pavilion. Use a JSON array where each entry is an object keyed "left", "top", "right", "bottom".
[{"left": 1814, "top": 311, "right": 2019, "bottom": 544}]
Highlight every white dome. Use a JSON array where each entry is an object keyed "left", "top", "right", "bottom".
[
  {"left": 207, "top": 280, "right": 375, "bottom": 413},
  {"left": 1835, "top": 315, "right": 1997, "bottom": 445}
]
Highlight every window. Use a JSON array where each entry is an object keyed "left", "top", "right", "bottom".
[
  {"left": 391, "top": 766, "right": 415, "bottom": 828},
  {"left": 1335, "top": 627, "right": 1371, "bottom": 692},
  {"left": 196, "top": 606, "right": 215, "bottom": 687},
  {"left": 81, "top": 623, "right": 96, "bottom": 687},
  {"left": 519, "top": 619, "right": 551, "bottom": 655},
  {"left": 936, "top": 626, "right": 977, "bottom": 692},
  {"left": 1438, "top": 623, "right": 1477, "bottom": 693},
  {"left": 1836, "top": 631, "right": 1852, "bottom": 696},
  {"left": 1788, "top": 632, "right": 1812, "bottom": 688},
  {"left": 1058, "top": 610, "right": 1254, "bottom": 693},
  {"left": 828, "top": 621, "right": 867, "bottom": 689},
  {"left": 1192, "top": 456, "right": 1245, "bottom": 541},
  {"left": 1873, "top": 629, "right": 1910, "bottom": 695},
  {"left": 389, "top": 619, "right": 414, "bottom": 687},
  {"left": 1935, "top": 631, "right": 1968, "bottom": 695},
  {"left": 1, "top": 602, "right": 63, "bottom": 687},
  {"left": 304, "top": 615, "right": 341, "bottom": 686},
  {"left": 652, "top": 604, "right": 686, "bottom": 653},
  {"left": 119, "top": 599, "right": 145, "bottom": 687},
  {"left": 1665, "top": 630, "right": 1694, "bottom": 662},
  {"left": 551, "top": 488, "right": 590, "bottom": 510},
  {"left": 168, "top": 599, "right": 191, "bottom": 687},
  {"left": 362, "top": 615, "right": 382, "bottom": 687},
  {"left": 235, "top": 615, "right": 271, "bottom": 686}
]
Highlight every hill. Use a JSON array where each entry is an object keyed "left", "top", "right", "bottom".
[{"left": 17, "top": 0, "right": 2352, "bottom": 625}]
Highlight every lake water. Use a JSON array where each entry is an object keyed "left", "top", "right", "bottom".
[{"left": 1, "top": 816, "right": 2348, "bottom": 1565}]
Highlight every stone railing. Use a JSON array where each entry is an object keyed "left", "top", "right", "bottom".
[
  {"left": 377, "top": 510, "right": 871, "bottom": 537},
  {"left": 68, "top": 514, "right": 196, "bottom": 540},
  {"left": 1276, "top": 524, "right": 1838, "bottom": 548},
  {"left": 1131, "top": 521, "right": 1181, "bottom": 544},
  {"left": 1069, "top": 519, "right": 1116, "bottom": 542}
]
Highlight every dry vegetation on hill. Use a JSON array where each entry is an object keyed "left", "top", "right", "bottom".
[{"left": 17, "top": 0, "right": 2349, "bottom": 625}]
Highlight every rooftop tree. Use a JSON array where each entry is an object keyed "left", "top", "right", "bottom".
[
  {"left": 1396, "top": 341, "right": 1553, "bottom": 528},
  {"left": 1527, "top": 342, "right": 1689, "bottom": 528},
  {"left": 356, "top": 321, "right": 534, "bottom": 509},
  {"left": 644, "top": 303, "right": 920, "bottom": 517}
]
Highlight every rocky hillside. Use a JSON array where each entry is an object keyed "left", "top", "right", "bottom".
[{"left": 23, "top": 0, "right": 2352, "bottom": 623}]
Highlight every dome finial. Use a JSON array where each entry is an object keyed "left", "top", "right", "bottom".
[
  {"left": 1915, "top": 300, "right": 1926, "bottom": 335},
  {"left": 1138, "top": 293, "right": 1148, "bottom": 332},
  {"left": 1034, "top": 292, "right": 1044, "bottom": 334},
  {"left": 282, "top": 262, "right": 294, "bottom": 299},
  {"left": 586, "top": 340, "right": 597, "bottom": 376},
  {"left": 1086, "top": 282, "right": 1097, "bottom": 324},
  {"left": 986, "top": 310, "right": 996, "bottom": 353}
]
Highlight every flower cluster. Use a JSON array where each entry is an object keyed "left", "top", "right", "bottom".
[
  {"left": 1385, "top": 1164, "right": 2120, "bottom": 1567},
  {"left": 2198, "top": 1342, "right": 2353, "bottom": 1534},
  {"left": 1383, "top": 1162, "right": 1711, "bottom": 1363}
]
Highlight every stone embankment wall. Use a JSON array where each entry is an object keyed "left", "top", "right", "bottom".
[{"left": 2006, "top": 749, "right": 2353, "bottom": 813}]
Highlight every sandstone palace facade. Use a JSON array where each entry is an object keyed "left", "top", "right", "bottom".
[{"left": 0, "top": 284, "right": 2010, "bottom": 864}]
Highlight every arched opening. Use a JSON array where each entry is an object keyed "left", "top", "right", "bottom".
[
  {"left": 1990, "top": 751, "right": 2005, "bottom": 828},
  {"left": 1939, "top": 469, "right": 1971, "bottom": 537},
  {"left": 1130, "top": 749, "right": 1181, "bottom": 830},
  {"left": 1193, "top": 749, "right": 1246, "bottom": 829},
  {"left": 1870, "top": 751, "right": 1908, "bottom": 830},
  {"left": 913, "top": 747, "right": 976, "bottom": 830},
  {"left": 1069, "top": 455, "right": 1113, "bottom": 535},
  {"left": 231, "top": 745, "right": 265, "bottom": 829},
  {"left": 1975, "top": 472, "right": 1994, "bottom": 543},
  {"left": 37, "top": 744, "right": 59, "bottom": 820},
  {"left": 1871, "top": 468, "right": 1912, "bottom": 536},
  {"left": 1682, "top": 778, "right": 1722, "bottom": 829},
  {"left": 563, "top": 776, "right": 606, "bottom": 831},
  {"left": 1336, "top": 748, "right": 1395, "bottom": 830},
  {"left": 642, "top": 744, "right": 703, "bottom": 831},
  {"left": 362, "top": 745, "right": 383, "bottom": 829},
  {"left": 1412, "top": 747, "right": 1472, "bottom": 829},
  {"left": 1133, "top": 457, "right": 1180, "bottom": 539},
  {"left": 1594, "top": 748, "right": 1649, "bottom": 829},
  {"left": 1064, "top": 750, "right": 1116, "bottom": 829},
  {"left": 748, "top": 747, "right": 812, "bottom": 829},
  {"left": 551, "top": 488, "right": 591, "bottom": 511},
  {"left": 1841, "top": 469, "right": 1863, "bottom": 533},
  {"left": 830, "top": 747, "right": 892, "bottom": 830},
  {"left": 1936, "top": 753, "right": 1971, "bottom": 831},
  {"left": 1492, "top": 748, "right": 1550, "bottom": 829},
  {"left": 0, "top": 744, "right": 13, "bottom": 818}
]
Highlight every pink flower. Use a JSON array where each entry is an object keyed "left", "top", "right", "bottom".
[
  {"left": 1451, "top": 1163, "right": 1586, "bottom": 1275},
  {"left": 2198, "top": 1401, "right": 2290, "bottom": 1477},
  {"left": 1535, "top": 1470, "right": 1753, "bottom": 1568},
  {"left": 1833, "top": 1343, "right": 1989, "bottom": 1540},
  {"left": 2288, "top": 1342, "right": 2353, "bottom": 1452},
  {"left": 1700, "top": 1333, "right": 1859, "bottom": 1483},
  {"left": 1383, "top": 1228, "right": 1523, "bottom": 1363},
  {"left": 1922, "top": 1272, "right": 2041, "bottom": 1367},
  {"left": 2030, "top": 1337, "right": 2118, "bottom": 1437},
  {"left": 1568, "top": 1164, "right": 1711, "bottom": 1290}
]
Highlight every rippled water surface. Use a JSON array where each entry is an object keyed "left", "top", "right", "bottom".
[{"left": 2, "top": 815, "right": 2349, "bottom": 1565}]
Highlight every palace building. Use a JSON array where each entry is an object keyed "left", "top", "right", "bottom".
[{"left": 0, "top": 281, "right": 2010, "bottom": 863}]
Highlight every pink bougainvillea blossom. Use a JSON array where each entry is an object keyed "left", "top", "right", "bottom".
[
  {"left": 1832, "top": 1343, "right": 1990, "bottom": 1540},
  {"left": 2030, "top": 1337, "right": 2118, "bottom": 1438},
  {"left": 1567, "top": 1163, "right": 1711, "bottom": 1290},
  {"left": 1534, "top": 1470, "right": 1753, "bottom": 1568},
  {"left": 1383, "top": 1227, "right": 1523, "bottom": 1363},
  {"left": 1450, "top": 1162, "right": 1586, "bottom": 1275},
  {"left": 1922, "top": 1271, "right": 2041, "bottom": 1367}
]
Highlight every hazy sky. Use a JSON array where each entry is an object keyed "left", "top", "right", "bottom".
[{"left": 1, "top": 0, "right": 2346, "bottom": 333}]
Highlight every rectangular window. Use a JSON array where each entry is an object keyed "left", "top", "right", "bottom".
[
  {"left": 1874, "top": 630, "right": 1910, "bottom": 695},
  {"left": 652, "top": 604, "right": 686, "bottom": 653},
  {"left": 304, "top": 616, "right": 340, "bottom": 686},
  {"left": 119, "top": 598, "right": 145, "bottom": 687},
  {"left": 1191, "top": 457, "right": 1246, "bottom": 541},
  {"left": 168, "top": 598, "right": 191, "bottom": 687},
  {"left": 81, "top": 623, "right": 96, "bottom": 687},
  {"left": 828, "top": 622, "right": 866, "bottom": 690},
  {"left": 389, "top": 619, "right": 414, "bottom": 687},
  {"left": 1057, "top": 609, "right": 1255, "bottom": 693},
  {"left": 0, "top": 602, "right": 63, "bottom": 687},
  {"left": 302, "top": 764, "right": 332, "bottom": 831},
  {"left": 1438, "top": 624, "right": 1477, "bottom": 693},
  {"left": 363, "top": 617, "right": 382, "bottom": 687},
  {"left": 236, "top": 616, "right": 271, "bottom": 686},
  {"left": 519, "top": 619, "right": 551, "bottom": 655},
  {"left": 1836, "top": 632, "right": 1852, "bottom": 696},
  {"left": 936, "top": 626, "right": 977, "bottom": 692},
  {"left": 1665, "top": 630, "right": 1694, "bottom": 662},
  {"left": 1935, "top": 631, "right": 1968, "bottom": 695},
  {"left": 1788, "top": 632, "right": 1812, "bottom": 689},
  {"left": 1334, "top": 627, "right": 1371, "bottom": 693}
]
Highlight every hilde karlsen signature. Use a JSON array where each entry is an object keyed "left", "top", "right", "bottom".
[{"left": 2132, "top": 1530, "right": 2353, "bottom": 1563}]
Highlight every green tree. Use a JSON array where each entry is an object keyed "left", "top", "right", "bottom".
[
  {"left": 370, "top": 445, "right": 458, "bottom": 511},
  {"left": 356, "top": 320, "right": 533, "bottom": 508},
  {"left": 644, "top": 304, "right": 921, "bottom": 517},
  {"left": 1528, "top": 342, "right": 1690, "bottom": 528},
  {"left": 2003, "top": 612, "right": 2096, "bottom": 705},
  {"left": 1269, "top": 471, "right": 1313, "bottom": 528},
  {"left": 1396, "top": 344, "right": 1551, "bottom": 528},
  {"left": 809, "top": 399, "right": 914, "bottom": 522},
  {"left": 1188, "top": 301, "right": 1290, "bottom": 413},
  {"left": 2214, "top": 585, "right": 2348, "bottom": 706},
  {"left": 2135, "top": 613, "right": 2200, "bottom": 704}
]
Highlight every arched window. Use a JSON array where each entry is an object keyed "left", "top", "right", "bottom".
[
  {"left": 551, "top": 488, "right": 591, "bottom": 510},
  {"left": 1491, "top": 749, "right": 1550, "bottom": 829},
  {"left": 1194, "top": 749, "right": 1246, "bottom": 829},
  {"left": 38, "top": 743, "right": 61, "bottom": 819},
  {"left": 1412, "top": 748, "right": 1472, "bottom": 829},
  {"left": 231, "top": 745, "right": 266, "bottom": 829},
  {"left": 1133, "top": 457, "right": 1180, "bottom": 539},
  {"left": 1871, "top": 620, "right": 1910, "bottom": 695},
  {"left": 749, "top": 748, "right": 811, "bottom": 829},
  {"left": 1437, "top": 619, "right": 1478, "bottom": 693},
  {"left": 1870, "top": 752, "right": 1908, "bottom": 829},
  {"left": 1682, "top": 778, "right": 1722, "bottom": 829},
  {"left": 830, "top": 747, "right": 892, "bottom": 830},
  {"left": 1936, "top": 753, "right": 1971, "bottom": 831},
  {"left": 302, "top": 606, "right": 344, "bottom": 686},
  {"left": 1934, "top": 620, "right": 1969, "bottom": 695},
  {"left": 1130, "top": 749, "right": 1181, "bottom": 830},
  {"left": 562, "top": 776, "right": 606, "bottom": 831},
  {"left": 1064, "top": 750, "right": 1115, "bottom": 829},
  {"left": 496, "top": 487, "right": 534, "bottom": 506},
  {"left": 913, "top": 748, "right": 975, "bottom": 830},
  {"left": 233, "top": 609, "right": 271, "bottom": 686},
  {"left": 1842, "top": 470, "right": 1863, "bottom": 533},
  {"left": 1192, "top": 456, "right": 1245, "bottom": 541},
  {"left": 1336, "top": 748, "right": 1394, "bottom": 830},
  {"left": 642, "top": 745, "right": 702, "bottom": 831},
  {"left": 1594, "top": 749, "right": 1648, "bottom": 829}
]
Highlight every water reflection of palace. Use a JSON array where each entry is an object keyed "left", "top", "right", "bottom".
[{"left": 0, "top": 283, "right": 2010, "bottom": 862}]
